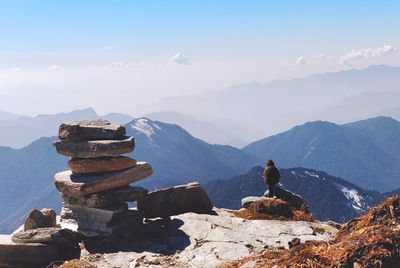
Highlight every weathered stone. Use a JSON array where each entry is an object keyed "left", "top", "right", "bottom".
[
  {"left": 40, "top": 208, "right": 57, "bottom": 227},
  {"left": 0, "top": 234, "right": 80, "bottom": 268},
  {"left": 241, "top": 196, "right": 268, "bottom": 209},
  {"left": 61, "top": 206, "right": 143, "bottom": 236},
  {"left": 264, "top": 187, "right": 309, "bottom": 212},
  {"left": 62, "top": 186, "right": 148, "bottom": 208},
  {"left": 53, "top": 136, "right": 134, "bottom": 158},
  {"left": 24, "top": 209, "right": 55, "bottom": 231},
  {"left": 55, "top": 162, "right": 153, "bottom": 196},
  {"left": 12, "top": 228, "right": 79, "bottom": 248},
  {"left": 137, "top": 182, "right": 213, "bottom": 218},
  {"left": 59, "top": 119, "right": 126, "bottom": 141},
  {"left": 68, "top": 156, "right": 137, "bottom": 174}
]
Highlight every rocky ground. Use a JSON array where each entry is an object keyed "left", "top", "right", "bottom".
[{"left": 63, "top": 208, "right": 337, "bottom": 268}]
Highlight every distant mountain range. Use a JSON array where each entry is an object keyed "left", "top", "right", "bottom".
[
  {"left": 0, "top": 118, "right": 260, "bottom": 234},
  {"left": 0, "top": 108, "right": 133, "bottom": 148},
  {"left": 204, "top": 166, "right": 384, "bottom": 222},
  {"left": 243, "top": 116, "right": 400, "bottom": 192},
  {"left": 155, "top": 65, "right": 400, "bottom": 141},
  {"left": 1, "top": 115, "right": 400, "bottom": 233}
]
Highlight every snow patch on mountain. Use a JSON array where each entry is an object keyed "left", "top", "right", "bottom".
[
  {"left": 336, "top": 184, "right": 366, "bottom": 211},
  {"left": 131, "top": 118, "right": 161, "bottom": 138},
  {"left": 304, "top": 170, "right": 319, "bottom": 178}
]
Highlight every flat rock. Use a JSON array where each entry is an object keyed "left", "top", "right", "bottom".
[
  {"left": 12, "top": 227, "right": 79, "bottom": 248},
  {"left": 53, "top": 136, "right": 134, "bottom": 158},
  {"left": 78, "top": 208, "right": 338, "bottom": 268},
  {"left": 55, "top": 162, "right": 153, "bottom": 196},
  {"left": 137, "top": 182, "right": 213, "bottom": 218},
  {"left": 0, "top": 234, "right": 80, "bottom": 268},
  {"left": 24, "top": 208, "right": 56, "bottom": 231},
  {"left": 264, "top": 187, "right": 309, "bottom": 211},
  {"left": 241, "top": 196, "right": 268, "bottom": 208},
  {"left": 69, "top": 156, "right": 137, "bottom": 173},
  {"left": 63, "top": 185, "right": 148, "bottom": 208},
  {"left": 59, "top": 119, "right": 126, "bottom": 141}
]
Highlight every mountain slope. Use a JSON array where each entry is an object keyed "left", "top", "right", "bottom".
[
  {"left": 204, "top": 166, "right": 383, "bottom": 222},
  {"left": 243, "top": 117, "right": 400, "bottom": 192},
  {"left": 145, "top": 111, "right": 248, "bottom": 147},
  {"left": 126, "top": 118, "right": 261, "bottom": 188}
]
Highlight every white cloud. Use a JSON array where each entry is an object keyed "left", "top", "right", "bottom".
[
  {"left": 317, "top": 53, "right": 326, "bottom": 60},
  {"left": 340, "top": 45, "right": 397, "bottom": 64},
  {"left": 169, "top": 52, "right": 190, "bottom": 65},
  {"left": 108, "top": 61, "right": 139, "bottom": 68},
  {"left": 296, "top": 56, "right": 306, "bottom": 65},
  {"left": 105, "top": 46, "right": 113, "bottom": 51},
  {"left": 49, "top": 65, "right": 61, "bottom": 70},
  {"left": 11, "top": 67, "right": 23, "bottom": 72}
]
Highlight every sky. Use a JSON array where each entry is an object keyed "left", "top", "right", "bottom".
[{"left": 0, "top": 0, "right": 400, "bottom": 116}]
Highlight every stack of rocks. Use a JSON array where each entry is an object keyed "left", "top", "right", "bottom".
[{"left": 53, "top": 120, "right": 153, "bottom": 236}]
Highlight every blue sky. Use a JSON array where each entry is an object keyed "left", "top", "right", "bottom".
[
  {"left": 0, "top": 1, "right": 399, "bottom": 115},
  {"left": 1, "top": 1, "right": 399, "bottom": 64}
]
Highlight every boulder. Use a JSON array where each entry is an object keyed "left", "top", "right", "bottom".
[
  {"left": 0, "top": 234, "right": 80, "bottom": 268},
  {"left": 264, "top": 187, "right": 309, "bottom": 212},
  {"left": 68, "top": 156, "right": 137, "bottom": 174},
  {"left": 11, "top": 228, "right": 79, "bottom": 248},
  {"left": 24, "top": 209, "right": 56, "bottom": 231},
  {"left": 137, "top": 182, "right": 213, "bottom": 218},
  {"left": 63, "top": 186, "right": 148, "bottom": 208},
  {"left": 54, "top": 162, "right": 153, "bottom": 196},
  {"left": 59, "top": 119, "right": 126, "bottom": 141},
  {"left": 53, "top": 136, "right": 134, "bottom": 158},
  {"left": 241, "top": 196, "right": 268, "bottom": 209},
  {"left": 61, "top": 205, "right": 143, "bottom": 236}
]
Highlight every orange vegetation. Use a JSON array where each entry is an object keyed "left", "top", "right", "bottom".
[
  {"left": 226, "top": 195, "right": 400, "bottom": 268},
  {"left": 233, "top": 198, "right": 316, "bottom": 222}
]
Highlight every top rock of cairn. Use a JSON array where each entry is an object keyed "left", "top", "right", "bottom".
[{"left": 59, "top": 119, "right": 126, "bottom": 141}]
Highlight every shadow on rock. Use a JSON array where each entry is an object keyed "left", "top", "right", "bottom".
[{"left": 83, "top": 218, "right": 190, "bottom": 255}]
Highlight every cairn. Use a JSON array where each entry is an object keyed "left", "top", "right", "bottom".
[{"left": 53, "top": 119, "right": 153, "bottom": 236}]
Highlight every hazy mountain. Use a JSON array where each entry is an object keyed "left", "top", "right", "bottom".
[
  {"left": 318, "top": 91, "right": 400, "bottom": 123},
  {"left": 145, "top": 111, "right": 248, "bottom": 147},
  {"left": 0, "top": 118, "right": 260, "bottom": 233},
  {"left": 155, "top": 65, "right": 400, "bottom": 141},
  {"left": 204, "top": 166, "right": 383, "bottom": 222},
  {"left": 243, "top": 117, "right": 400, "bottom": 192},
  {"left": 0, "top": 108, "right": 133, "bottom": 148},
  {"left": 0, "top": 110, "right": 25, "bottom": 121}
]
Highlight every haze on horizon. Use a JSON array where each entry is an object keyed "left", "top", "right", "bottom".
[{"left": 1, "top": 0, "right": 400, "bottom": 141}]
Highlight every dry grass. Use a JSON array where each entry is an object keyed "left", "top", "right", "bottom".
[
  {"left": 52, "top": 259, "right": 96, "bottom": 268},
  {"left": 226, "top": 195, "right": 400, "bottom": 268},
  {"left": 233, "top": 198, "right": 316, "bottom": 222}
]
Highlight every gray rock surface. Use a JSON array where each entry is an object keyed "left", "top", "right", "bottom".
[
  {"left": 137, "top": 182, "right": 213, "bottom": 218},
  {"left": 264, "top": 187, "right": 309, "bottom": 211},
  {"left": 63, "top": 186, "right": 148, "bottom": 208},
  {"left": 53, "top": 136, "right": 134, "bottom": 158},
  {"left": 59, "top": 119, "right": 126, "bottom": 141},
  {"left": 79, "top": 208, "right": 337, "bottom": 268},
  {"left": 0, "top": 234, "right": 79, "bottom": 268},
  {"left": 54, "top": 162, "right": 153, "bottom": 196}
]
